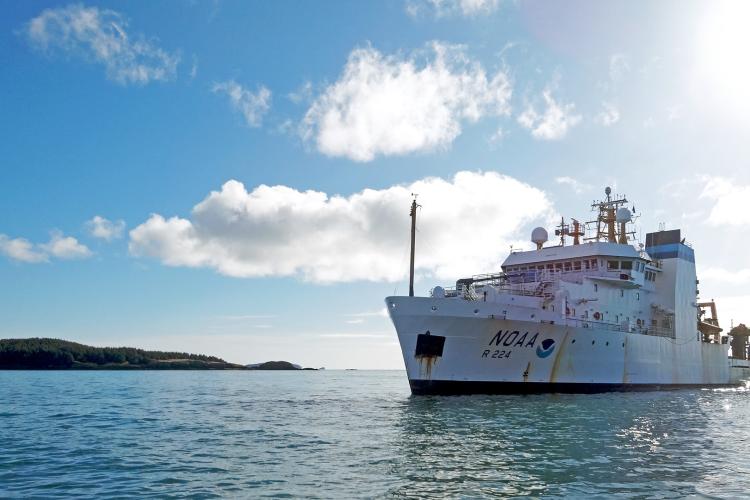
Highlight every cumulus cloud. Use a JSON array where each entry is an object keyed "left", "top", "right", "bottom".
[
  {"left": 212, "top": 80, "right": 271, "bottom": 127},
  {"left": 517, "top": 88, "right": 581, "bottom": 140},
  {"left": 0, "top": 231, "right": 91, "bottom": 263},
  {"left": 86, "top": 215, "right": 125, "bottom": 241},
  {"left": 129, "top": 171, "right": 553, "bottom": 283},
  {"left": 700, "top": 177, "right": 750, "bottom": 226},
  {"left": 302, "top": 42, "right": 512, "bottom": 162},
  {"left": 406, "top": 0, "right": 500, "bottom": 17},
  {"left": 24, "top": 4, "right": 180, "bottom": 85},
  {"left": 0, "top": 235, "right": 48, "bottom": 263},
  {"left": 41, "top": 231, "right": 93, "bottom": 259},
  {"left": 595, "top": 101, "right": 620, "bottom": 126}
]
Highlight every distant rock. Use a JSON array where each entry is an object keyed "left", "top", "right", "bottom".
[{"left": 246, "top": 360, "right": 314, "bottom": 370}]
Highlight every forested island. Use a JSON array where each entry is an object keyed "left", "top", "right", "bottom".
[
  {"left": 0, "top": 338, "right": 316, "bottom": 370},
  {"left": 0, "top": 338, "right": 245, "bottom": 370}
]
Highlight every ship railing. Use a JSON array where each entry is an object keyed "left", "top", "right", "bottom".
[
  {"left": 475, "top": 269, "right": 634, "bottom": 286},
  {"left": 440, "top": 268, "right": 637, "bottom": 301},
  {"left": 564, "top": 317, "right": 675, "bottom": 338}
]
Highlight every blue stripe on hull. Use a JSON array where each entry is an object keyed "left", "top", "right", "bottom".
[{"left": 409, "top": 379, "right": 739, "bottom": 395}]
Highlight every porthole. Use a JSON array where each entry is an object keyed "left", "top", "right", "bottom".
[
  {"left": 473, "top": 309, "right": 479, "bottom": 314},
  {"left": 592, "top": 340, "right": 595, "bottom": 345},
  {"left": 571, "top": 339, "right": 576, "bottom": 344},
  {"left": 431, "top": 306, "right": 437, "bottom": 311},
  {"left": 606, "top": 341, "right": 609, "bottom": 346}
]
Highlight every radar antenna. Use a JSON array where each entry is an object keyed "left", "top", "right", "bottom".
[{"left": 585, "top": 187, "right": 636, "bottom": 244}]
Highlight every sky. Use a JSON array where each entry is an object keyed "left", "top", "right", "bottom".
[{"left": 2, "top": 0, "right": 750, "bottom": 368}]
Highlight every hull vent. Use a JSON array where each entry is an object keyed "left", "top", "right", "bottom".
[{"left": 415, "top": 332, "right": 445, "bottom": 357}]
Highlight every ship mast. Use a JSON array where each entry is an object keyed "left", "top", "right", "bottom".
[
  {"left": 409, "top": 195, "right": 419, "bottom": 297},
  {"left": 585, "top": 187, "right": 634, "bottom": 243}
]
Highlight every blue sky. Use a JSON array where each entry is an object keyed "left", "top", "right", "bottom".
[{"left": 2, "top": 0, "right": 750, "bottom": 368}]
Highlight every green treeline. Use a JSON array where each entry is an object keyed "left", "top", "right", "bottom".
[{"left": 0, "top": 338, "right": 240, "bottom": 370}]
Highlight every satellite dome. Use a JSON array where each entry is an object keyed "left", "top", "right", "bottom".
[
  {"left": 531, "top": 227, "right": 548, "bottom": 249},
  {"left": 616, "top": 207, "right": 632, "bottom": 223},
  {"left": 605, "top": 186, "right": 612, "bottom": 196}
]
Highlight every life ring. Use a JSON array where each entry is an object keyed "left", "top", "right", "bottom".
[{"left": 593, "top": 311, "right": 601, "bottom": 320}]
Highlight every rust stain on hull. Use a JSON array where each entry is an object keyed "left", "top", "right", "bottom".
[
  {"left": 622, "top": 335, "right": 629, "bottom": 384},
  {"left": 416, "top": 355, "right": 437, "bottom": 379},
  {"left": 549, "top": 330, "right": 571, "bottom": 383}
]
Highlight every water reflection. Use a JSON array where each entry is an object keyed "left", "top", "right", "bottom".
[{"left": 388, "top": 391, "right": 726, "bottom": 498}]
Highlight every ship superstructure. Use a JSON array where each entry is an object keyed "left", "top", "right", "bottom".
[{"left": 387, "top": 188, "right": 750, "bottom": 394}]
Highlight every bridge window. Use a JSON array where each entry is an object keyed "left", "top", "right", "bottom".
[
  {"left": 607, "top": 260, "right": 620, "bottom": 270},
  {"left": 564, "top": 262, "right": 572, "bottom": 272},
  {"left": 573, "top": 261, "right": 582, "bottom": 271},
  {"left": 584, "top": 260, "right": 590, "bottom": 270},
  {"left": 555, "top": 263, "right": 563, "bottom": 272},
  {"left": 591, "top": 259, "right": 598, "bottom": 269},
  {"left": 621, "top": 260, "right": 633, "bottom": 270}
]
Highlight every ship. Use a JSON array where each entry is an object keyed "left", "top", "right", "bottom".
[{"left": 386, "top": 188, "right": 750, "bottom": 395}]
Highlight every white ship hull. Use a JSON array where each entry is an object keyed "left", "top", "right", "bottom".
[{"left": 388, "top": 296, "right": 748, "bottom": 395}]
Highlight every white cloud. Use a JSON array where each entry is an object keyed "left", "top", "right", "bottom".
[
  {"left": 489, "top": 127, "right": 505, "bottom": 144},
  {"left": 700, "top": 177, "right": 750, "bottom": 226},
  {"left": 346, "top": 319, "right": 365, "bottom": 325},
  {"left": 518, "top": 88, "right": 581, "bottom": 140},
  {"left": 24, "top": 4, "right": 180, "bottom": 85},
  {"left": 609, "top": 53, "right": 630, "bottom": 82},
  {"left": 699, "top": 267, "right": 750, "bottom": 286},
  {"left": 86, "top": 215, "right": 125, "bottom": 241},
  {"left": 129, "top": 171, "right": 553, "bottom": 283},
  {"left": 346, "top": 308, "right": 389, "bottom": 318},
  {"left": 406, "top": 0, "right": 500, "bottom": 18},
  {"left": 0, "top": 235, "right": 48, "bottom": 263},
  {"left": 0, "top": 231, "right": 91, "bottom": 263},
  {"left": 555, "top": 176, "right": 592, "bottom": 194},
  {"left": 212, "top": 80, "right": 271, "bottom": 127},
  {"left": 595, "top": 101, "right": 620, "bottom": 126},
  {"left": 190, "top": 55, "right": 198, "bottom": 80},
  {"left": 41, "top": 231, "right": 93, "bottom": 259},
  {"left": 288, "top": 81, "right": 313, "bottom": 104},
  {"left": 302, "top": 42, "right": 512, "bottom": 162},
  {"left": 217, "top": 314, "right": 276, "bottom": 320},
  {"left": 709, "top": 295, "right": 750, "bottom": 329}
]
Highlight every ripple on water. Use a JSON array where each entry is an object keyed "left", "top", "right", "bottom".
[{"left": 0, "top": 371, "right": 749, "bottom": 498}]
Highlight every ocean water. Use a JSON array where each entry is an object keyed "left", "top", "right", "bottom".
[{"left": 1, "top": 371, "right": 748, "bottom": 499}]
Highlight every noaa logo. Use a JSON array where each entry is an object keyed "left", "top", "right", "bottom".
[{"left": 536, "top": 339, "right": 556, "bottom": 358}]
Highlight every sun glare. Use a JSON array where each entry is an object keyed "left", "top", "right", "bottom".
[{"left": 696, "top": 0, "right": 750, "bottom": 114}]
